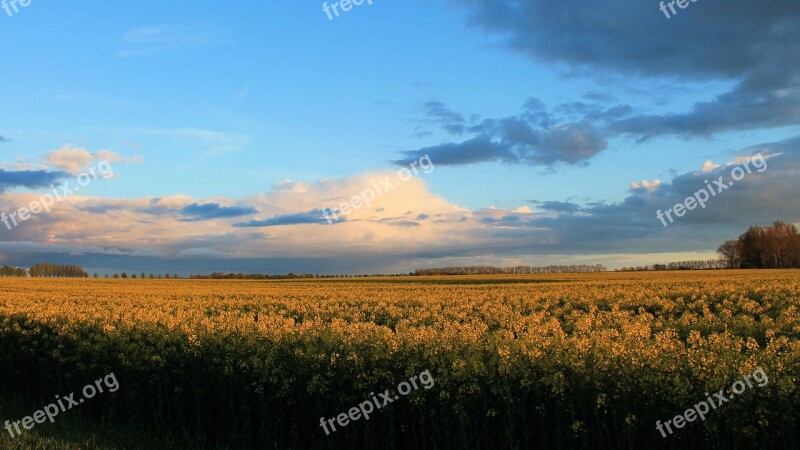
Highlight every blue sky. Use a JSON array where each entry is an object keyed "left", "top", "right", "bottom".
[{"left": 1, "top": 0, "right": 799, "bottom": 274}]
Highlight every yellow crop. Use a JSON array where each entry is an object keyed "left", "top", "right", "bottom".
[{"left": 0, "top": 270, "right": 798, "bottom": 449}]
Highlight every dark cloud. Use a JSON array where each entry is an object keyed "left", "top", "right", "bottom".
[
  {"left": 472, "top": 135, "right": 800, "bottom": 254},
  {"left": 396, "top": 99, "right": 618, "bottom": 167},
  {"left": 529, "top": 200, "right": 583, "bottom": 214},
  {"left": 233, "top": 209, "right": 334, "bottom": 227},
  {"left": 0, "top": 169, "right": 68, "bottom": 192},
  {"left": 395, "top": 137, "right": 511, "bottom": 166},
  {"left": 452, "top": 0, "right": 800, "bottom": 139},
  {"left": 378, "top": 218, "right": 421, "bottom": 227},
  {"left": 480, "top": 215, "right": 522, "bottom": 225},
  {"left": 454, "top": 0, "right": 799, "bottom": 78},
  {"left": 180, "top": 202, "right": 258, "bottom": 222},
  {"left": 421, "top": 101, "right": 466, "bottom": 135},
  {"left": 610, "top": 81, "right": 800, "bottom": 139}
]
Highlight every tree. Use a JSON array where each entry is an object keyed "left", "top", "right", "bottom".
[
  {"left": 736, "top": 221, "right": 800, "bottom": 269},
  {"left": 113, "top": 273, "right": 120, "bottom": 279},
  {"left": 93, "top": 272, "right": 99, "bottom": 278},
  {"left": 717, "top": 240, "right": 742, "bottom": 268},
  {"left": 121, "top": 272, "right": 128, "bottom": 279},
  {"left": 131, "top": 273, "right": 137, "bottom": 279},
  {"left": 141, "top": 272, "right": 146, "bottom": 279}
]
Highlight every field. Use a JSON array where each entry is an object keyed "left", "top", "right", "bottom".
[{"left": 0, "top": 271, "right": 798, "bottom": 449}]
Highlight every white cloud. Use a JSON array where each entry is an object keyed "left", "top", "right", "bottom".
[
  {"left": 40, "top": 146, "right": 142, "bottom": 174},
  {"left": 701, "top": 160, "right": 721, "bottom": 172},
  {"left": 630, "top": 179, "right": 661, "bottom": 190}
]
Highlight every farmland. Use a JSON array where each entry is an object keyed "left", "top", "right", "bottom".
[{"left": 0, "top": 271, "right": 798, "bottom": 449}]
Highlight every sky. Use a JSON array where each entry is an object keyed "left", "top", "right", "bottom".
[{"left": 1, "top": 0, "right": 799, "bottom": 275}]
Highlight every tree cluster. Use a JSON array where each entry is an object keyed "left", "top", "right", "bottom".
[
  {"left": 0, "top": 266, "right": 28, "bottom": 277},
  {"left": 29, "top": 262, "right": 88, "bottom": 278},
  {"left": 718, "top": 221, "right": 800, "bottom": 269}
]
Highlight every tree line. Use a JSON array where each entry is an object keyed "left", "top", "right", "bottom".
[
  {"left": 414, "top": 265, "right": 608, "bottom": 275},
  {"left": 0, "top": 263, "right": 181, "bottom": 279},
  {"left": 0, "top": 262, "right": 90, "bottom": 278},
  {"left": 188, "top": 272, "right": 415, "bottom": 279},
  {"left": 718, "top": 220, "right": 800, "bottom": 269},
  {"left": 103, "top": 272, "right": 181, "bottom": 279},
  {"left": 617, "top": 259, "right": 729, "bottom": 272},
  {"left": 4, "top": 222, "right": 796, "bottom": 279},
  {"left": 618, "top": 220, "right": 800, "bottom": 272},
  {"left": 0, "top": 266, "right": 28, "bottom": 277}
]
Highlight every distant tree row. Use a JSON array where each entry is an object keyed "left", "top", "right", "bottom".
[
  {"left": 414, "top": 265, "right": 607, "bottom": 275},
  {"left": 616, "top": 220, "right": 800, "bottom": 272},
  {"left": 29, "top": 262, "right": 88, "bottom": 278},
  {"left": 101, "top": 272, "right": 181, "bottom": 279},
  {"left": 188, "top": 266, "right": 609, "bottom": 279},
  {"left": 189, "top": 272, "right": 368, "bottom": 280},
  {"left": 718, "top": 221, "right": 800, "bottom": 269},
  {"left": 0, "top": 266, "right": 28, "bottom": 277},
  {"left": 617, "top": 259, "right": 729, "bottom": 272}
]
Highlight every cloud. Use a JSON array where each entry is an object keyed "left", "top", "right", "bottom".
[
  {"left": 41, "top": 147, "right": 94, "bottom": 173},
  {"left": 0, "top": 138, "right": 796, "bottom": 272},
  {"left": 0, "top": 135, "right": 9, "bottom": 143},
  {"left": 119, "top": 24, "right": 217, "bottom": 57},
  {"left": 0, "top": 169, "right": 68, "bottom": 192},
  {"left": 41, "top": 147, "right": 141, "bottom": 174},
  {"left": 176, "top": 248, "right": 231, "bottom": 258},
  {"left": 2, "top": 156, "right": 48, "bottom": 172},
  {"left": 378, "top": 218, "right": 422, "bottom": 228},
  {"left": 396, "top": 98, "right": 620, "bottom": 167},
  {"left": 181, "top": 203, "right": 258, "bottom": 221},
  {"left": 453, "top": 0, "right": 800, "bottom": 139},
  {"left": 529, "top": 200, "right": 582, "bottom": 214},
  {"left": 420, "top": 101, "right": 466, "bottom": 135},
  {"left": 234, "top": 209, "right": 332, "bottom": 227},
  {"left": 701, "top": 160, "right": 721, "bottom": 172},
  {"left": 630, "top": 179, "right": 662, "bottom": 191},
  {"left": 92, "top": 150, "right": 143, "bottom": 165}
]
